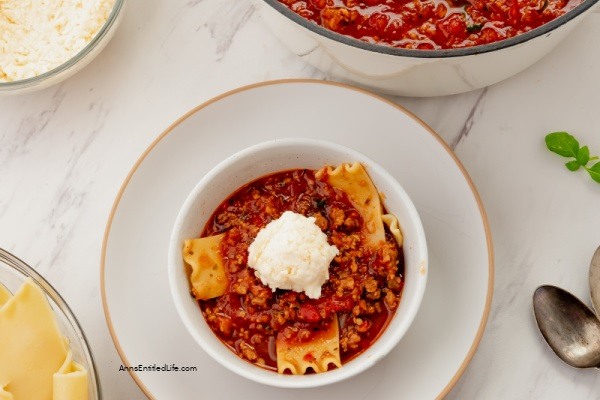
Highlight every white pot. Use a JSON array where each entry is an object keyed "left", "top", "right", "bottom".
[{"left": 255, "top": 0, "right": 599, "bottom": 96}]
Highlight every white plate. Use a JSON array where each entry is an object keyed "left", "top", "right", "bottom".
[{"left": 101, "top": 80, "right": 493, "bottom": 400}]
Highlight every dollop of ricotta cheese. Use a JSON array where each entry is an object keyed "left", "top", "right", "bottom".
[{"left": 248, "top": 211, "right": 339, "bottom": 299}]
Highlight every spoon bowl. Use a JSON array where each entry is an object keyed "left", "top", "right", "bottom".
[{"left": 533, "top": 285, "right": 600, "bottom": 369}]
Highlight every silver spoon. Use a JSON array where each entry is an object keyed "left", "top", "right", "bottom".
[
  {"left": 589, "top": 245, "right": 600, "bottom": 316},
  {"left": 533, "top": 285, "right": 600, "bottom": 368}
]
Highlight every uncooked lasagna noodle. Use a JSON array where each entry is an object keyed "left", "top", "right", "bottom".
[
  {"left": 316, "top": 162, "right": 403, "bottom": 247},
  {"left": 53, "top": 348, "right": 88, "bottom": 400},
  {"left": 276, "top": 314, "right": 342, "bottom": 374},
  {"left": 183, "top": 234, "right": 228, "bottom": 300},
  {"left": 0, "top": 279, "right": 88, "bottom": 400}
]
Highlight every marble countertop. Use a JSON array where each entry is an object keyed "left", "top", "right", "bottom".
[{"left": 1, "top": 1, "right": 600, "bottom": 398}]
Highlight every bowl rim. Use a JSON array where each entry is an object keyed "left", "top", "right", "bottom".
[
  {"left": 260, "top": 0, "right": 599, "bottom": 58},
  {"left": 167, "top": 137, "right": 428, "bottom": 388},
  {"left": 0, "top": 0, "right": 125, "bottom": 90},
  {"left": 0, "top": 247, "right": 102, "bottom": 399}
]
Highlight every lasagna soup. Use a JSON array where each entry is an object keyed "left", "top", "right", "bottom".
[
  {"left": 182, "top": 163, "right": 404, "bottom": 374},
  {"left": 277, "top": 0, "right": 583, "bottom": 49}
]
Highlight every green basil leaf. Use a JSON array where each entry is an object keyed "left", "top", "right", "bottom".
[
  {"left": 466, "top": 23, "right": 483, "bottom": 32},
  {"left": 577, "top": 146, "right": 590, "bottom": 166},
  {"left": 586, "top": 162, "right": 600, "bottom": 183},
  {"left": 545, "top": 132, "right": 580, "bottom": 158},
  {"left": 565, "top": 160, "right": 581, "bottom": 171}
]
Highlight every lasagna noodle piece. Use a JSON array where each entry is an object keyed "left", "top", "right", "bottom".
[
  {"left": 183, "top": 234, "right": 228, "bottom": 300},
  {"left": 317, "top": 162, "right": 403, "bottom": 246},
  {"left": 0, "top": 387, "right": 12, "bottom": 400},
  {"left": 0, "top": 278, "right": 88, "bottom": 400},
  {"left": 53, "top": 347, "right": 88, "bottom": 400},
  {"left": 276, "top": 314, "right": 342, "bottom": 374},
  {"left": 382, "top": 213, "right": 403, "bottom": 247}
]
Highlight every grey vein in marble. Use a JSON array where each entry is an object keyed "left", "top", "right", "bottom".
[
  {"left": 450, "top": 86, "right": 487, "bottom": 150},
  {"left": 205, "top": 1, "right": 256, "bottom": 60},
  {"left": 0, "top": 86, "right": 66, "bottom": 167}
]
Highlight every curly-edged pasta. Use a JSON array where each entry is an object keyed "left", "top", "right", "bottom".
[
  {"left": 183, "top": 234, "right": 228, "bottom": 300},
  {"left": 276, "top": 314, "right": 342, "bottom": 374}
]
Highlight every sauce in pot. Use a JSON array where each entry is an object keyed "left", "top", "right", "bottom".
[{"left": 277, "top": 0, "right": 583, "bottom": 49}]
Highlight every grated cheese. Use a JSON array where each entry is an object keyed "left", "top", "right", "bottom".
[{"left": 0, "top": 0, "right": 115, "bottom": 82}]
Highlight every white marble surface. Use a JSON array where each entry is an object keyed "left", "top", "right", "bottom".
[{"left": 1, "top": 1, "right": 599, "bottom": 399}]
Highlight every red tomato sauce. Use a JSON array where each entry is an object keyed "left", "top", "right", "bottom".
[
  {"left": 277, "top": 0, "right": 583, "bottom": 49},
  {"left": 199, "top": 169, "right": 404, "bottom": 372}
]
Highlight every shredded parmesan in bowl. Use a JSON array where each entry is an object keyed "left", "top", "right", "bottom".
[{"left": 0, "top": 0, "right": 115, "bottom": 82}]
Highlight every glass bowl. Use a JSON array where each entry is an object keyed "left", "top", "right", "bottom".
[
  {"left": 0, "top": 0, "right": 125, "bottom": 95},
  {"left": 0, "top": 248, "right": 101, "bottom": 399}
]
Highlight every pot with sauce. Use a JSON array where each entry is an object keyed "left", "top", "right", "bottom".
[{"left": 255, "top": 0, "right": 599, "bottom": 96}]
